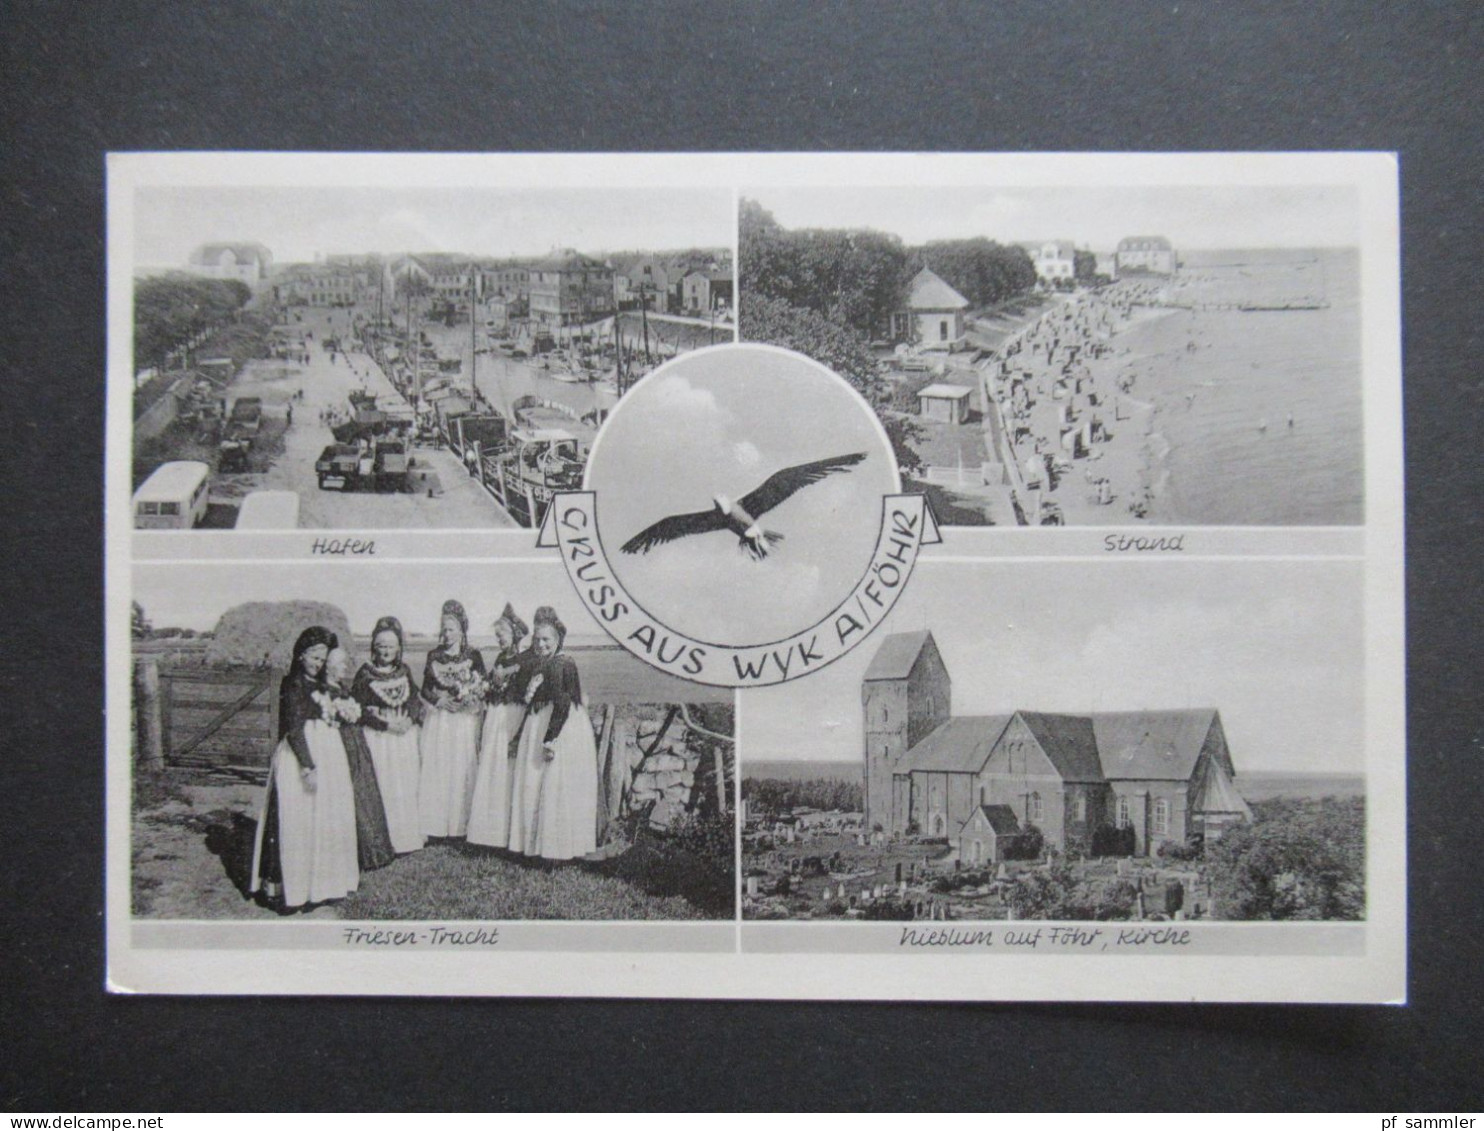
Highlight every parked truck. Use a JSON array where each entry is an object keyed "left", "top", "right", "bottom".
[
  {"left": 315, "top": 443, "right": 366, "bottom": 491},
  {"left": 219, "top": 397, "right": 264, "bottom": 472},
  {"left": 315, "top": 437, "right": 410, "bottom": 492},
  {"left": 228, "top": 396, "right": 263, "bottom": 436}
]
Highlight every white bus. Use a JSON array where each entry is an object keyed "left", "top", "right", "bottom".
[
  {"left": 235, "top": 489, "right": 301, "bottom": 530},
  {"left": 132, "top": 461, "right": 211, "bottom": 530}
]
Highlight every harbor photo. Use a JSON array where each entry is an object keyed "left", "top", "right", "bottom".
[
  {"left": 127, "top": 183, "right": 734, "bottom": 531},
  {"left": 740, "top": 558, "right": 1366, "bottom": 923},
  {"left": 739, "top": 185, "right": 1363, "bottom": 526}
]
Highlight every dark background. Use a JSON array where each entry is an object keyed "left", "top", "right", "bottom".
[{"left": 3, "top": 0, "right": 1480, "bottom": 1111}]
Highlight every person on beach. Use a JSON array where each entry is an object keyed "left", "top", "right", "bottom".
[
  {"left": 351, "top": 616, "right": 425, "bottom": 854},
  {"left": 326, "top": 645, "right": 395, "bottom": 872},
  {"left": 417, "top": 600, "right": 487, "bottom": 839},
  {"left": 512, "top": 606, "right": 599, "bottom": 862},
  {"left": 248, "top": 627, "right": 360, "bottom": 911},
  {"left": 466, "top": 604, "right": 537, "bottom": 849}
]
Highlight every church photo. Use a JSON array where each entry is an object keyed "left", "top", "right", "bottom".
[{"left": 740, "top": 558, "right": 1367, "bottom": 923}]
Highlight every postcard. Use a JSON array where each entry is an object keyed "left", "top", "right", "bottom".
[{"left": 107, "top": 152, "right": 1403, "bottom": 1000}]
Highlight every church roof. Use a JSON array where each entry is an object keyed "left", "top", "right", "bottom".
[
  {"left": 1091, "top": 709, "right": 1219, "bottom": 780},
  {"left": 1019, "top": 712, "right": 1106, "bottom": 783},
  {"left": 863, "top": 630, "right": 934, "bottom": 681},
  {"left": 962, "top": 804, "right": 1021, "bottom": 836},
  {"left": 895, "top": 715, "right": 1014, "bottom": 775},
  {"left": 904, "top": 267, "right": 969, "bottom": 311},
  {"left": 1192, "top": 756, "right": 1252, "bottom": 818},
  {"left": 883, "top": 687, "right": 1232, "bottom": 788}
]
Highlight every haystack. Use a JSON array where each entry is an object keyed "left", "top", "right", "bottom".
[{"left": 204, "top": 600, "right": 354, "bottom": 669}]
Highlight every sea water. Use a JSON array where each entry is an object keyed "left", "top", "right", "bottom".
[{"left": 1136, "top": 248, "right": 1363, "bottom": 526}]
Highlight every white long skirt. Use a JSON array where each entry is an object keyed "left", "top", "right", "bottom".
[
  {"left": 250, "top": 718, "right": 359, "bottom": 907},
  {"left": 522, "top": 703, "right": 599, "bottom": 861},
  {"left": 466, "top": 703, "right": 522, "bottom": 848},
  {"left": 505, "top": 708, "right": 541, "bottom": 856},
  {"left": 363, "top": 718, "right": 424, "bottom": 853},
  {"left": 417, "top": 705, "right": 482, "bottom": 838}
]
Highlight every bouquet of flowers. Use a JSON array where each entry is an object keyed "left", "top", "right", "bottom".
[
  {"left": 445, "top": 668, "right": 490, "bottom": 714},
  {"left": 313, "top": 689, "right": 363, "bottom": 725}
]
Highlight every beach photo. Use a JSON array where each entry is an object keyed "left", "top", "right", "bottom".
[
  {"left": 123, "top": 176, "right": 734, "bottom": 532},
  {"left": 740, "top": 558, "right": 1367, "bottom": 923},
  {"left": 128, "top": 561, "right": 735, "bottom": 921},
  {"left": 739, "top": 185, "right": 1362, "bottom": 526}
]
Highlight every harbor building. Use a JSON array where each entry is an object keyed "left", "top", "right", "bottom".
[
  {"left": 272, "top": 263, "right": 366, "bottom": 306},
  {"left": 681, "top": 268, "right": 734, "bottom": 315},
  {"left": 862, "top": 631, "right": 1251, "bottom": 856},
  {"left": 187, "top": 242, "right": 274, "bottom": 290},
  {"left": 529, "top": 248, "right": 616, "bottom": 328}
]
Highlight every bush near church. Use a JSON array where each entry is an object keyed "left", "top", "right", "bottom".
[{"left": 1204, "top": 797, "right": 1364, "bottom": 921}]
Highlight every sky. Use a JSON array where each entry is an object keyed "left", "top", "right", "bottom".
[
  {"left": 746, "top": 185, "right": 1360, "bottom": 251},
  {"left": 136, "top": 552, "right": 1367, "bottom": 774},
  {"left": 585, "top": 346, "right": 901, "bottom": 644},
  {"left": 134, "top": 560, "right": 596, "bottom": 642},
  {"left": 132, "top": 186, "right": 734, "bottom": 268},
  {"left": 741, "top": 558, "right": 1367, "bottom": 775}
]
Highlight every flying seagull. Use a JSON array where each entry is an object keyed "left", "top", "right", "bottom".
[{"left": 620, "top": 452, "right": 868, "bottom": 560}]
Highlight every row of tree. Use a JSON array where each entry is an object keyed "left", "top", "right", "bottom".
[
  {"left": 738, "top": 201, "right": 1039, "bottom": 474},
  {"left": 134, "top": 275, "right": 254, "bottom": 373},
  {"left": 742, "top": 776, "right": 864, "bottom": 814},
  {"left": 740, "top": 200, "right": 1038, "bottom": 342}
]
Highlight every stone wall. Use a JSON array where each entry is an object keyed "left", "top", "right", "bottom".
[
  {"left": 598, "top": 703, "right": 732, "bottom": 834},
  {"left": 135, "top": 381, "right": 184, "bottom": 440}
]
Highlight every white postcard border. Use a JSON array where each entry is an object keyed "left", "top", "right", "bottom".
[{"left": 106, "top": 151, "right": 1404, "bottom": 1002}]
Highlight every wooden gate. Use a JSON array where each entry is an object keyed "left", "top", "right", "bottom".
[{"left": 155, "top": 665, "right": 282, "bottom": 781}]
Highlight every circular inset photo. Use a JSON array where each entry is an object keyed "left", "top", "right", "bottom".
[{"left": 585, "top": 343, "right": 900, "bottom": 647}]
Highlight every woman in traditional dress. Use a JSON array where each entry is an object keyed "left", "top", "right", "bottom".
[
  {"left": 351, "top": 616, "right": 425, "bottom": 854},
  {"left": 466, "top": 604, "right": 537, "bottom": 849},
  {"left": 249, "top": 626, "right": 359, "bottom": 910},
  {"left": 502, "top": 610, "right": 546, "bottom": 857},
  {"left": 417, "top": 599, "right": 487, "bottom": 839},
  {"left": 325, "top": 645, "right": 395, "bottom": 872},
  {"left": 513, "top": 606, "right": 599, "bottom": 862}
]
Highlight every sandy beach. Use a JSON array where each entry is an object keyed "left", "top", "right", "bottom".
[
  {"left": 980, "top": 287, "right": 1174, "bottom": 525},
  {"left": 980, "top": 248, "right": 1361, "bottom": 526}
]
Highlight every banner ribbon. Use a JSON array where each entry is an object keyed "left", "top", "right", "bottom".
[{"left": 539, "top": 492, "right": 940, "bottom": 688}]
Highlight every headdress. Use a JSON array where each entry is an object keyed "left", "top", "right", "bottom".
[
  {"left": 440, "top": 599, "right": 469, "bottom": 638},
  {"left": 494, "top": 602, "right": 528, "bottom": 643},
  {"left": 533, "top": 604, "right": 567, "bottom": 643},
  {"left": 370, "top": 615, "right": 405, "bottom": 660},
  {"left": 291, "top": 625, "right": 338, "bottom": 670}
]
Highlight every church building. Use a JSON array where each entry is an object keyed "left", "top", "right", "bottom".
[{"left": 861, "top": 631, "right": 1251, "bottom": 857}]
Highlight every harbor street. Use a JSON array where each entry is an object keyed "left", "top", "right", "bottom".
[{"left": 214, "top": 306, "right": 517, "bottom": 528}]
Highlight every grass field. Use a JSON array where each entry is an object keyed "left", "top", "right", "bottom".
[
  {"left": 338, "top": 843, "right": 720, "bottom": 920},
  {"left": 131, "top": 771, "right": 732, "bottom": 921}
]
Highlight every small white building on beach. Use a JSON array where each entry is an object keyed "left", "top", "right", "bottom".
[
  {"left": 893, "top": 267, "right": 970, "bottom": 351},
  {"left": 917, "top": 383, "right": 973, "bottom": 424}
]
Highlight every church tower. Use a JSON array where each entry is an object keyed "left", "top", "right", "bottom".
[{"left": 861, "top": 631, "right": 951, "bottom": 834}]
